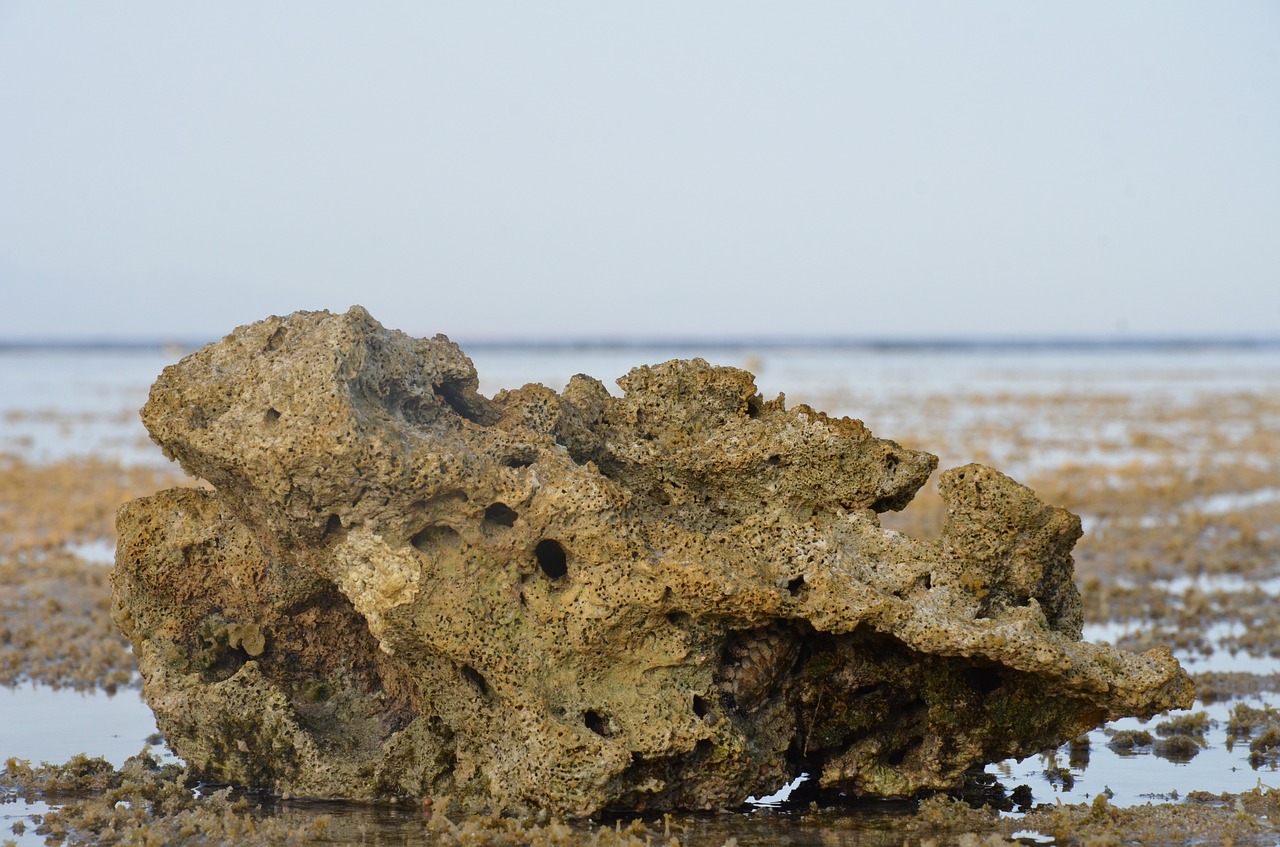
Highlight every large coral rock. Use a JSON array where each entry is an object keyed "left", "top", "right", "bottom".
[{"left": 112, "top": 307, "right": 1193, "bottom": 815}]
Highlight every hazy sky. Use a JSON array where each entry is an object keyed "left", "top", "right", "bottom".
[{"left": 2, "top": 3, "right": 1277, "bottom": 342}]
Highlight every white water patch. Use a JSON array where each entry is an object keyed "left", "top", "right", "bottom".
[
  {"left": 64, "top": 539, "right": 117, "bottom": 565},
  {"left": 1192, "top": 487, "right": 1280, "bottom": 516},
  {"left": 1096, "top": 573, "right": 1280, "bottom": 598},
  {"left": 1080, "top": 487, "right": 1280, "bottom": 535},
  {"left": 747, "top": 773, "right": 807, "bottom": 806},
  {"left": 1178, "top": 622, "right": 1279, "bottom": 675},
  {"left": 1157, "top": 573, "right": 1280, "bottom": 597},
  {"left": 1082, "top": 620, "right": 1280, "bottom": 674}
]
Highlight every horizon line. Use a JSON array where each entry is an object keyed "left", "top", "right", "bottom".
[{"left": 2, "top": 334, "right": 1279, "bottom": 355}]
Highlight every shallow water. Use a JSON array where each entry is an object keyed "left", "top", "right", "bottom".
[
  {"left": 0, "top": 349, "right": 174, "bottom": 465},
  {"left": 0, "top": 686, "right": 161, "bottom": 767},
  {"left": 1083, "top": 618, "right": 1280, "bottom": 675},
  {"left": 6, "top": 344, "right": 1279, "bottom": 470},
  {"left": 2, "top": 682, "right": 1277, "bottom": 845},
  {"left": 0, "top": 686, "right": 165, "bottom": 846},
  {"left": 1001, "top": 696, "right": 1280, "bottom": 806}
]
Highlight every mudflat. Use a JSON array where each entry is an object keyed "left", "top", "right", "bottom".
[{"left": 3, "top": 342, "right": 1279, "bottom": 845}]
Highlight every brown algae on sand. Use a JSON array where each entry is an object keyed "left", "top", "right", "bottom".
[
  {"left": 13, "top": 751, "right": 1280, "bottom": 847},
  {"left": 0, "top": 456, "right": 184, "bottom": 691},
  {"left": 110, "top": 307, "right": 1192, "bottom": 816}
]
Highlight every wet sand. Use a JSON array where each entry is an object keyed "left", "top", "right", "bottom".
[{"left": 3, "top": 347, "right": 1280, "bottom": 845}]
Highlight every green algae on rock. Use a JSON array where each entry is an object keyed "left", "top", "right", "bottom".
[{"left": 111, "top": 307, "right": 1193, "bottom": 816}]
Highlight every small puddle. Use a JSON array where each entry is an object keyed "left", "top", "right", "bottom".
[
  {"left": 0, "top": 685, "right": 161, "bottom": 766},
  {"left": 0, "top": 685, "right": 167, "bottom": 846},
  {"left": 994, "top": 693, "right": 1280, "bottom": 810}
]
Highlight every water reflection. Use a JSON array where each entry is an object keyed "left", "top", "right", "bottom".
[{"left": 4, "top": 684, "right": 1280, "bottom": 846}]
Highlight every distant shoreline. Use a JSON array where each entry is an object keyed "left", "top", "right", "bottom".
[{"left": 2, "top": 336, "right": 1279, "bottom": 355}]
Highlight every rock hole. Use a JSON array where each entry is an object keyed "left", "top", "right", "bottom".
[
  {"left": 483, "top": 502, "right": 519, "bottom": 528},
  {"left": 411, "top": 524, "right": 461, "bottom": 553},
  {"left": 923, "top": 573, "right": 933, "bottom": 590},
  {"left": 649, "top": 485, "right": 672, "bottom": 506},
  {"left": 786, "top": 576, "right": 806, "bottom": 596},
  {"left": 264, "top": 408, "right": 281, "bottom": 425},
  {"left": 583, "top": 709, "right": 611, "bottom": 737},
  {"left": 766, "top": 454, "right": 781, "bottom": 465},
  {"left": 535, "top": 539, "right": 568, "bottom": 579},
  {"left": 963, "top": 666, "right": 1004, "bottom": 696},
  {"left": 502, "top": 453, "right": 535, "bottom": 469},
  {"left": 302, "top": 680, "right": 333, "bottom": 704},
  {"left": 746, "top": 395, "right": 763, "bottom": 418},
  {"left": 460, "top": 664, "right": 491, "bottom": 699},
  {"left": 692, "top": 695, "right": 709, "bottom": 718},
  {"left": 887, "top": 737, "right": 921, "bottom": 766},
  {"left": 666, "top": 610, "right": 690, "bottom": 626},
  {"left": 435, "top": 378, "right": 498, "bottom": 426},
  {"left": 323, "top": 514, "right": 342, "bottom": 536}
]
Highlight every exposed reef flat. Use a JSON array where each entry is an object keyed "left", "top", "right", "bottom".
[{"left": 111, "top": 307, "right": 1192, "bottom": 816}]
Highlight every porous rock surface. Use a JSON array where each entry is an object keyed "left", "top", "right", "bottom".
[{"left": 112, "top": 307, "right": 1193, "bottom": 816}]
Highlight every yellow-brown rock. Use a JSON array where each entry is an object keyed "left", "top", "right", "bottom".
[{"left": 111, "top": 307, "right": 1193, "bottom": 815}]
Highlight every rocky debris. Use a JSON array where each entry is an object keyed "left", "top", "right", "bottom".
[{"left": 111, "top": 307, "right": 1193, "bottom": 816}]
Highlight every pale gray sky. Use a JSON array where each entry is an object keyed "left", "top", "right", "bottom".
[{"left": 1, "top": 2, "right": 1277, "bottom": 342}]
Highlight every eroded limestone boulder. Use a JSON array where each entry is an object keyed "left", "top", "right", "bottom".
[{"left": 112, "top": 307, "right": 1193, "bottom": 815}]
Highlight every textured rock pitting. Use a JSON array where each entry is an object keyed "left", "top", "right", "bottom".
[{"left": 112, "top": 307, "right": 1193, "bottom": 816}]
